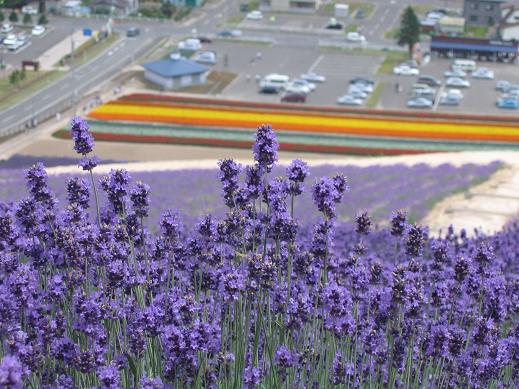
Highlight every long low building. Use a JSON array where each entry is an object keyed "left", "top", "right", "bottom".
[
  {"left": 430, "top": 36, "right": 519, "bottom": 62},
  {"left": 142, "top": 58, "right": 209, "bottom": 90}
]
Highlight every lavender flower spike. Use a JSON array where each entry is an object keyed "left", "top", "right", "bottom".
[
  {"left": 70, "top": 116, "right": 95, "bottom": 155},
  {"left": 253, "top": 124, "right": 279, "bottom": 172}
]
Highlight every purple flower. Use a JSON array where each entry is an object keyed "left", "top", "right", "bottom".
[
  {"left": 78, "top": 155, "right": 100, "bottom": 171},
  {"left": 70, "top": 116, "right": 94, "bottom": 155},
  {"left": 218, "top": 159, "right": 241, "bottom": 208},
  {"left": 286, "top": 159, "right": 309, "bottom": 196},
  {"left": 390, "top": 210, "right": 407, "bottom": 236},
  {"left": 275, "top": 345, "right": 297, "bottom": 368},
  {"left": 100, "top": 169, "right": 131, "bottom": 214},
  {"left": 405, "top": 224, "right": 427, "bottom": 257},
  {"left": 0, "top": 355, "right": 23, "bottom": 389},
  {"left": 66, "top": 177, "right": 90, "bottom": 209},
  {"left": 253, "top": 124, "right": 278, "bottom": 172},
  {"left": 97, "top": 364, "right": 120, "bottom": 389},
  {"left": 243, "top": 365, "right": 261, "bottom": 387},
  {"left": 140, "top": 376, "right": 164, "bottom": 389},
  {"left": 130, "top": 181, "right": 151, "bottom": 218},
  {"left": 355, "top": 211, "right": 371, "bottom": 235}
]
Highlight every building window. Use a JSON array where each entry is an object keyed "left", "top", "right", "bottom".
[
  {"left": 485, "top": 4, "right": 494, "bottom": 11},
  {"left": 470, "top": 15, "right": 478, "bottom": 22},
  {"left": 470, "top": 2, "right": 478, "bottom": 10},
  {"left": 488, "top": 16, "right": 494, "bottom": 25}
]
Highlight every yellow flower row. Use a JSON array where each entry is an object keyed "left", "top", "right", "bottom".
[{"left": 90, "top": 103, "right": 519, "bottom": 141}]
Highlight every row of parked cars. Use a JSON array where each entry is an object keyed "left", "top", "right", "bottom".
[
  {"left": 1, "top": 22, "right": 45, "bottom": 51},
  {"left": 496, "top": 80, "right": 519, "bottom": 109},
  {"left": 337, "top": 77, "right": 374, "bottom": 106},
  {"left": 258, "top": 73, "right": 327, "bottom": 103}
]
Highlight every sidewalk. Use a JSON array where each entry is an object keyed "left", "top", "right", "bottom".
[{"left": 37, "top": 30, "right": 95, "bottom": 70}]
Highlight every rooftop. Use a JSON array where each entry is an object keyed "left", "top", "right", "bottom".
[{"left": 142, "top": 58, "right": 208, "bottom": 78}]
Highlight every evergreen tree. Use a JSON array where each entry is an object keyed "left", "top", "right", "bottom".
[
  {"left": 9, "top": 70, "right": 20, "bottom": 86},
  {"left": 23, "top": 12, "right": 32, "bottom": 24},
  {"left": 396, "top": 6, "right": 420, "bottom": 55},
  {"left": 0, "top": 11, "right": 4, "bottom": 23},
  {"left": 38, "top": 13, "right": 48, "bottom": 25},
  {"left": 9, "top": 9, "right": 18, "bottom": 23}
]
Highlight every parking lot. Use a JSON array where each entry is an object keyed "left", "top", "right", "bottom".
[{"left": 199, "top": 40, "right": 519, "bottom": 116}]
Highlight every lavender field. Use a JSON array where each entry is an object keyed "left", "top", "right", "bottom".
[
  {"left": 0, "top": 162, "right": 501, "bottom": 228},
  {"left": 0, "top": 119, "right": 517, "bottom": 389}
]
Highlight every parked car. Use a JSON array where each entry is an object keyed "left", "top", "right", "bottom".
[
  {"left": 446, "top": 77, "right": 470, "bottom": 88},
  {"left": 198, "top": 36, "right": 212, "bottom": 43},
  {"left": 472, "top": 67, "right": 494, "bottom": 80},
  {"left": 32, "top": 25, "right": 46, "bottom": 36},
  {"left": 7, "top": 37, "right": 25, "bottom": 51},
  {"left": 439, "top": 94, "right": 461, "bottom": 106},
  {"left": 230, "top": 29, "right": 242, "bottom": 37},
  {"left": 337, "top": 95, "right": 363, "bottom": 106},
  {"left": 1, "top": 23, "right": 13, "bottom": 33},
  {"left": 414, "top": 87, "right": 436, "bottom": 99},
  {"left": 417, "top": 75, "right": 441, "bottom": 87},
  {"left": 496, "top": 80, "right": 511, "bottom": 92},
  {"left": 351, "top": 81, "right": 374, "bottom": 93},
  {"left": 393, "top": 65, "right": 419, "bottom": 76},
  {"left": 401, "top": 59, "right": 419, "bottom": 68},
  {"left": 444, "top": 68, "right": 467, "bottom": 78},
  {"left": 285, "top": 83, "right": 309, "bottom": 94},
  {"left": 300, "top": 72, "right": 326, "bottom": 83},
  {"left": 246, "top": 10, "right": 263, "bottom": 20},
  {"left": 407, "top": 97, "right": 433, "bottom": 108},
  {"left": 22, "top": 5, "right": 38, "bottom": 14},
  {"left": 217, "top": 30, "right": 241, "bottom": 38},
  {"left": 126, "top": 27, "right": 140, "bottom": 37},
  {"left": 193, "top": 51, "right": 217, "bottom": 64},
  {"left": 350, "top": 77, "right": 374, "bottom": 85},
  {"left": 291, "top": 79, "right": 316, "bottom": 92},
  {"left": 497, "top": 97, "right": 518, "bottom": 109},
  {"left": 347, "top": 87, "right": 368, "bottom": 100},
  {"left": 3, "top": 34, "right": 17, "bottom": 46},
  {"left": 281, "top": 91, "right": 306, "bottom": 103},
  {"left": 178, "top": 38, "right": 202, "bottom": 51},
  {"left": 355, "top": 9, "right": 365, "bottom": 19},
  {"left": 326, "top": 18, "right": 343, "bottom": 29},
  {"left": 346, "top": 32, "right": 366, "bottom": 43},
  {"left": 446, "top": 89, "right": 463, "bottom": 98},
  {"left": 259, "top": 84, "right": 279, "bottom": 94}
]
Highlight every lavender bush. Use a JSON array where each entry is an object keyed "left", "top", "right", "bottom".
[{"left": 0, "top": 120, "right": 517, "bottom": 389}]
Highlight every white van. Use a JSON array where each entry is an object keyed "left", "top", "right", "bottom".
[
  {"left": 452, "top": 59, "right": 476, "bottom": 72},
  {"left": 259, "top": 74, "right": 290, "bottom": 91}
]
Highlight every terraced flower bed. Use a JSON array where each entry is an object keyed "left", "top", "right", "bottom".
[{"left": 83, "top": 94, "right": 519, "bottom": 155}]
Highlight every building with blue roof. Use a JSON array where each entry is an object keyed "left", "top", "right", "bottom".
[{"left": 142, "top": 58, "right": 209, "bottom": 90}]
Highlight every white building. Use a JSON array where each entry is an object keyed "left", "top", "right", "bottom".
[
  {"left": 500, "top": 4, "right": 519, "bottom": 41},
  {"left": 260, "top": 0, "right": 321, "bottom": 13},
  {"left": 142, "top": 58, "right": 208, "bottom": 90}
]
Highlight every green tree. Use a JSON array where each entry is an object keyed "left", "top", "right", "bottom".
[
  {"left": 0, "top": 11, "right": 4, "bottom": 23},
  {"left": 23, "top": 12, "right": 32, "bottom": 24},
  {"left": 38, "top": 0, "right": 46, "bottom": 14},
  {"left": 9, "top": 70, "right": 20, "bottom": 86},
  {"left": 38, "top": 13, "right": 48, "bottom": 25},
  {"left": 20, "top": 67, "right": 26, "bottom": 81},
  {"left": 160, "top": 2, "right": 175, "bottom": 18},
  {"left": 9, "top": 9, "right": 18, "bottom": 22},
  {"left": 396, "top": 6, "right": 420, "bottom": 56}
]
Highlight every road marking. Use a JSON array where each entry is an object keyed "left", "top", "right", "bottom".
[
  {"left": 308, "top": 55, "right": 324, "bottom": 73},
  {"left": 433, "top": 85, "right": 445, "bottom": 111}
]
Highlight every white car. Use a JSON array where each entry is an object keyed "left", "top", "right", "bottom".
[
  {"left": 444, "top": 68, "right": 466, "bottom": 78},
  {"left": 246, "top": 10, "right": 263, "bottom": 20},
  {"left": 496, "top": 80, "right": 510, "bottom": 92},
  {"left": 300, "top": 72, "right": 326, "bottom": 83},
  {"left": 347, "top": 87, "right": 368, "bottom": 99},
  {"left": 407, "top": 97, "right": 433, "bottom": 108},
  {"left": 446, "top": 77, "right": 470, "bottom": 88},
  {"left": 3, "top": 34, "right": 17, "bottom": 46},
  {"left": 178, "top": 38, "right": 202, "bottom": 50},
  {"left": 393, "top": 65, "right": 419, "bottom": 76},
  {"left": 193, "top": 51, "right": 217, "bottom": 64},
  {"left": 1, "top": 23, "right": 13, "bottom": 33},
  {"left": 285, "top": 83, "right": 310, "bottom": 94},
  {"left": 351, "top": 81, "right": 374, "bottom": 93},
  {"left": 472, "top": 67, "right": 494, "bottom": 80},
  {"left": 291, "top": 79, "right": 316, "bottom": 92},
  {"left": 346, "top": 32, "right": 366, "bottom": 43},
  {"left": 337, "top": 95, "right": 363, "bottom": 106},
  {"left": 32, "top": 25, "right": 46, "bottom": 36},
  {"left": 22, "top": 5, "right": 38, "bottom": 14},
  {"left": 446, "top": 89, "right": 463, "bottom": 98}
]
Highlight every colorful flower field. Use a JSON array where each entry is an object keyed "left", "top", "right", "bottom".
[
  {"left": 76, "top": 93, "right": 519, "bottom": 155},
  {"left": 1, "top": 118, "right": 517, "bottom": 389}
]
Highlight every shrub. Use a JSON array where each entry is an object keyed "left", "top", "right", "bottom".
[
  {"left": 37, "top": 13, "right": 48, "bottom": 25},
  {"left": 22, "top": 12, "right": 31, "bottom": 24},
  {"left": 8, "top": 9, "right": 18, "bottom": 22},
  {"left": 0, "top": 10, "right": 4, "bottom": 22}
]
